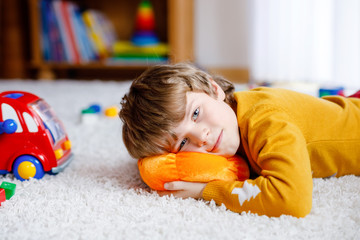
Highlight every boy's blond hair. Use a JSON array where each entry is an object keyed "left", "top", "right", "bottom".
[{"left": 119, "top": 63, "right": 235, "bottom": 159}]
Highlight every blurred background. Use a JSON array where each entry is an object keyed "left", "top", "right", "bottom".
[{"left": 1, "top": 0, "right": 360, "bottom": 89}]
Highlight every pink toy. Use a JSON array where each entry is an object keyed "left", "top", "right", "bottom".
[
  {"left": 0, "top": 188, "right": 5, "bottom": 206},
  {"left": 348, "top": 90, "right": 360, "bottom": 98},
  {"left": 0, "top": 91, "right": 73, "bottom": 181}
]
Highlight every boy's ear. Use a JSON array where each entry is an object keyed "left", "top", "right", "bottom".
[{"left": 209, "top": 78, "right": 226, "bottom": 101}]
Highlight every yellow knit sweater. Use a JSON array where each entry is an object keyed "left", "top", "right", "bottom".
[{"left": 202, "top": 87, "right": 360, "bottom": 217}]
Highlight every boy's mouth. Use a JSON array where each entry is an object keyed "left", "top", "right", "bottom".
[{"left": 210, "top": 130, "right": 223, "bottom": 152}]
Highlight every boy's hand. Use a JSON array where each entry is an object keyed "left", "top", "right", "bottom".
[{"left": 157, "top": 181, "right": 207, "bottom": 199}]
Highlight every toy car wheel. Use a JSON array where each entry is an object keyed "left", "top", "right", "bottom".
[{"left": 13, "top": 155, "right": 45, "bottom": 181}]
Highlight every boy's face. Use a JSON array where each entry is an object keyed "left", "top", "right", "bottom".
[{"left": 170, "top": 81, "right": 240, "bottom": 157}]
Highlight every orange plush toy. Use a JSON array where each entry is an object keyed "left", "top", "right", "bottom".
[{"left": 138, "top": 152, "right": 250, "bottom": 191}]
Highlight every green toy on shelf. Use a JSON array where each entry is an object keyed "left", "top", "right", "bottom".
[
  {"left": 110, "top": 0, "right": 169, "bottom": 64},
  {"left": 131, "top": 0, "right": 159, "bottom": 46}
]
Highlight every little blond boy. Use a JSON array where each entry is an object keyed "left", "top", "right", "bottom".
[{"left": 119, "top": 63, "right": 360, "bottom": 217}]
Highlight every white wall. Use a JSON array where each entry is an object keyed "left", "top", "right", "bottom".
[{"left": 194, "top": 0, "right": 249, "bottom": 68}]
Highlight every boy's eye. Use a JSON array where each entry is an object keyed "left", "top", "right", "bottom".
[
  {"left": 192, "top": 108, "right": 200, "bottom": 121},
  {"left": 178, "top": 138, "right": 188, "bottom": 151}
]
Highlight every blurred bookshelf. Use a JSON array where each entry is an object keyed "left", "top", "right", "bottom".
[{"left": 26, "top": 0, "right": 194, "bottom": 80}]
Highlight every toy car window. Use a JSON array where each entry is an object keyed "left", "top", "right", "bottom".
[
  {"left": 30, "top": 100, "right": 65, "bottom": 144},
  {"left": 1, "top": 103, "right": 23, "bottom": 133},
  {"left": 23, "top": 112, "right": 38, "bottom": 133}
]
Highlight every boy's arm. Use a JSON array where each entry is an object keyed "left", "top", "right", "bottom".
[
  {"left": 158, "top": 181, "right": 207, "bottom": 199},
  {"left": 202, "top": 108, "right": 313, "bottom": 217}
]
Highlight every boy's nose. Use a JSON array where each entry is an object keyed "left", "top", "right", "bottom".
[{"left": 191, "top": 126, "right": 209, "bottom": 147}]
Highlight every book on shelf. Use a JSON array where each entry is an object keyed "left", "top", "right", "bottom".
[
  {"left": 39, "top": 0, "right": 167, "bottom": 66},
  {"left": 58, "top": 0, "right": 81, "bottom": 63},
  {"left": 51, "top": 0, "right": 75, "bottom": 62},
  {"left": 40, "top": 0, "right": 51, "bottom": 61},
  {"left": 67, "top": 2, "right": 97, "bottom": 62},
  {"left": 40, "top": 0, "right": 65, "bottom": 61},
  {"left": 82, "top": 10, "right": 117, "bottom": 59},
  {"left": 40, "top": 0, "right": 117, "bottom": 63}
]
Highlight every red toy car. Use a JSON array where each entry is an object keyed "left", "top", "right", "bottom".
[{"left": 0, "top": 91, "right": 73, "bottom": 181}]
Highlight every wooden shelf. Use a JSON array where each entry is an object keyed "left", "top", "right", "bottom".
[
  {"left": 29, "top": 61, "right": 161, "bottom": 70},
  {"left": 27, "top": 0, "right": 194, "bottom": 80}
]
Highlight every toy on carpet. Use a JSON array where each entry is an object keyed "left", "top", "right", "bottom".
[
  {"left": 104, "top": 106, "right": 119, "bottom": 117},
  {"left": 319, "top": 86, "right": 345, "bottom": 97},
  {"left": 0, "top": 91, "right": 73, "bottom": 181},
  {"left": 348, "top": 90, "right": 360, "bottom": 98},
  {"left": 0, "top": 188, "right": 5, "bottom": 206},
  {"left": 80, "top": 104, "right": 119, "bottom": 124},
  {"left": 0, "top": 119, "right": 17, "bottom": 134},
  {"left": 0, "top": 181, "right": 16, "bottom": 206},
  {"left": 138, "top": 152, "right": 250, "bottom": 191},
  {"left": 81, "top": 104, "right": 102, "bottom": 124}
]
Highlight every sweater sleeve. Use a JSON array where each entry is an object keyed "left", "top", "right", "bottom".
[{"left": 202, "top": 106, "right": 313, "bottom": 217}]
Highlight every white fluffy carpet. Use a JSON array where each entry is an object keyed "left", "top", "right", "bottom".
[{"left": 0, "top": 80, "right": 359, "bottom": 240}]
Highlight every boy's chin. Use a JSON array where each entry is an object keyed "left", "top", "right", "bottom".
[
  {"left": 220, "top": 142, "right": 241, "bottom": 157},
  {"left": 215, "top": 150, "right": 238, "bottom": 158}
]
